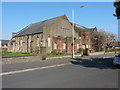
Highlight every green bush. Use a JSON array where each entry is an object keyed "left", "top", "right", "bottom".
[
  {"left": 105, "top": 49, "right": 120, "bottom": 52},
  {"left": 0, "top": 51, "right": 29, "bottom": 56},
  {"left": 47, "top": 50, "right": 65, "bottom": 56},
  {"left": 78, "top": 48, "right": 83, "bottom": 53},
  {"left": 89, "top": 50, "right": 92, "bottom": 53},
  {"left": 33, "top": 47, "right": 40, "bottom": 54}
]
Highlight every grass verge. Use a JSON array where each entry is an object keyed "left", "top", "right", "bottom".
[
  {"left": 0, "top": 51, "right": 29, "bottom": 56},
  {"left": 105, "top": 49, "right": 120, "bottom": 52}
]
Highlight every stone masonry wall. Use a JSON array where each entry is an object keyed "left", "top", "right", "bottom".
[{"left": 1, "top": 55, "right": 42, "bottom": 64}]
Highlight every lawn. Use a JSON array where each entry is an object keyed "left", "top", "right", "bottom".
[
  {"left": 0, "top": 51, "right": 29, "bottom": 56},
  {"left": 105, "top": 49, "right": 120, "bottom": 52}
]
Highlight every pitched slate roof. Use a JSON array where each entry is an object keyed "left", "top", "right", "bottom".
[
  {"left": 74, "top": 23, "right": 96, "bottom": 32},
  {"left": 0, "top": 40, "right": 9, "bottom": 46},
  {"left": 14, "top": 14, "right": 96, "bottom": 37},
  {"left": 70, "top": 22, "right": 97, "bottom": 32},
  {"left": 14, "top": 15, "right": 67, "bottom": 37}
]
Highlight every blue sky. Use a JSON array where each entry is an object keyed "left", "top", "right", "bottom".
[{"left": 2, "top": 2, "right": 118, "bottom": 40}]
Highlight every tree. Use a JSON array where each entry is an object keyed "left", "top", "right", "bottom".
[
  {"left": 113, "top": 0, "right": 120, "bottom": 19},
  {"left": 91, "top": 30, "right": 106, "bottom": 52},
  {"left": 91, "top": 29, "right": 116, "bottom": 52}
]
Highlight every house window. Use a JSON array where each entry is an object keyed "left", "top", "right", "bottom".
[
  {"left": 61, "top": 28, "right": 68, "bottom": 36},
  {"left": 83, "top": 35, "right": 86, "bottom": 39},
  {"left": 79, "top": 37, "right": 81, "bottom": 39},
  {"left": 79, "top": 32, "right": 81, "bottom": 37},
  {"left": 20, "top": 39, "right": 22, "bottom": 47},
  {"left": 41, "top": 34, "right": 43, "bottom": 39},
  {"left": 77, "top": 44, "right": 79, "bottom": 49},
  {"left": 86, "top": 45, "right": 89, "bottom": 48},
  {"left": 63, "top": 42, "right": 66, "bottom": 49},
  {"left": 40, "top": 41, "right": 43, "bottom": 46},
  {"left": 13, "top": 42, "right": 15, "bottom": 51},
  {"left": 54, "top": 42, "right": 57, "bottom": 49},
  {"left": 48, "top": 37, "right": 51, "bottom": 47},
  {"left": 28, "top": 37, "right": 31, "bottom": 47},
  {"left": 82, "top": 44, "right": 86, "bottom": 49},
  {"left": 37, "top": 37, "right": 39, "bottom": 47}
]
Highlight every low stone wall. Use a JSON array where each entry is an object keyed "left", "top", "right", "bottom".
[
  {"left": 46, "top": 54, "right": 81, "bottom": 60},
  {"left": 1, "top": 54, "right": 82, "bottom": 64},
  {"left": 89, "top": 52, "right": 104, "bottom": 55},
  {"left": 1, "top": 51, "right": 116, "bottom": 65},
  {"left": 1, "top": 55, "right": 42, "bottom": 64},
  {"left": 89, "top": 51, "right": 115, "bottom": 56},
  {"left": 0, "top": 48, "right": 8, "bottom": 52}
]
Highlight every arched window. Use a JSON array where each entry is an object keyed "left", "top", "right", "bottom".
[
  {"left": 28, "top": 37, "right": 31, "bottom": 47},
  {"left": 77, "top": 44, "right": 79, "bottom": 49},
  {"left": 63, "top": 42, "right": 66, "bottom": 49},
  {"left": 86, "top": 45, "right": 89, "bottom": 48},
  {"left": 37, "top": 36, "right": 39, "bottom": 47},
  {"left": 20, "top": 39, "right": 22, "bottom": 47},
  {"left": 54, "top": 42, "right": 57, "bottom": 49},
  {"left": 48, "top": 37, "right": 51, "bottom": 47}
]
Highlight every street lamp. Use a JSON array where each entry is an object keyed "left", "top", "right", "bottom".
[
  {"left": 72, "top": 9, "right": 75, "bottom": 58},
  {"left": 72, "top": 6, "right": 84, "bottom": 58}
]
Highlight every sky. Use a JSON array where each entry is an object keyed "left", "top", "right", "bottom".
[{"left": 1, "top": 2, "right": 118, "bottom": 40}]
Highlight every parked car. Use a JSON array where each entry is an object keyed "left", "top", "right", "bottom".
[{"left": 113, "top": 54, "right": 120, "bottom": 67}]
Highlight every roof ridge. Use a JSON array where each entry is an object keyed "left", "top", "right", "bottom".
[
  {"left": 14, "top": 14, "right": 66, "bottom": 37},
  {"left": 34, "top": 14, "right": 66, "bottom": 24},
  {"left": 16, "top": 14, "right": 66, "bottom": 35},
  {"left": 74, "top": 23, "right": 97, "bottom": 30}
]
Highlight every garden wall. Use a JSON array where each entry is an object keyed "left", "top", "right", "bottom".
[{"left": 1, "top": 55, "right": 42, "bottom": 64}]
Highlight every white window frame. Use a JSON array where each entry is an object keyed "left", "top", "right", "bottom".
[
  {"left": 54, "top": 43, "right": 57, "bottom": 50},
  {"left": 77, "top": 44, "right": 79, "bottom": 49},
  {"left": 82, "top": 44, "right": 86, "bottom": 49},
  {"left": 48, "top": 37, "right": 51, "bottom": 47},
  {"left": 86, "top": 45, "right": 89, "bottom": 48},
  {"left": 63, "top": 43, "right": 66, "bottom": 49}
]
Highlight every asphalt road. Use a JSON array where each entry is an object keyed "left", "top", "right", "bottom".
[
  {"left": 2, "top": 53, "right": 117, "bottom": 72},
  {"left": 2, "top": 54, "right": 119, "bottom": 88}
]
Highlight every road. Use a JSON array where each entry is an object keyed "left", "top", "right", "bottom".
[{"left": 2, "top": 53, "right": 120, "bottom": 88}]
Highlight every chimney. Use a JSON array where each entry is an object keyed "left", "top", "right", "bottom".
[{"left": 12, "top": 32, "right": 17, "bottom": 37}]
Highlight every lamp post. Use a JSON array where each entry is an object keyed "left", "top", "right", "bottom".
[
  {"left": 117, "top": 5, "right": 120, "bottom": 41},
  {"left": 72, "top": 9, "right": 75, "bottom": 58},
  {"left": 72, "top": 6, "right": 84, "bottom": 58}
]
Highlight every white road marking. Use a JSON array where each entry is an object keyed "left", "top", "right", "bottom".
[{"left": 0, "top": 63, "right": 71, "bottom": 76}]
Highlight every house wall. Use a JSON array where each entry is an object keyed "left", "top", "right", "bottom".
[
  {"left": 8, "top": 16, "right": 92, "bottom": 55},
  {"left": 43, "top": 17, "right": 79, "bottom": 54},
  {"left": 8, "top": 33, "right": 43, "bottom": 53}
]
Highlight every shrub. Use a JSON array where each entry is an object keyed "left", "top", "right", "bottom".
[
  {"left": 78, "top": 48, "right": 83, "bottom": 53},
  {"left": 47, "top": 50, "right": 65, "bottom": 56},
  {"left": 105, "top": 49, "right": 120, "bottom": 52},
  {"left": 0, "top": 51, "right": 29, "bottom": 56}
]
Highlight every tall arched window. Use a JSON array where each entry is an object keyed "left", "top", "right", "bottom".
[
  {"left": 28, "top": 37, "right": 31, "bottom": 47},
  {"left": 63, "top": 42, "right": 66, "bottom": 49},
  {"left": 48, "top": 37, "right": 51, "bottom": 47},
  {"left": 20, "top": 39, "right": 22, "bottom": 47},
  {"left": 77, "top": 44, "right": 79, "bottom": 49},
  {"left": 54, "top": 42, "right": 57, "bottom": 50},
  {"left": 37, "top": 36, "right": 39, "bottom": 47}
]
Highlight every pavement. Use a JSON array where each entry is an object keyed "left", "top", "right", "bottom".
[
  {"left": 2, "top": 53, "right": 116, "bottom": 73},
  {"left": 2, "top": 53, "right": 120, "bottom": 88}
]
